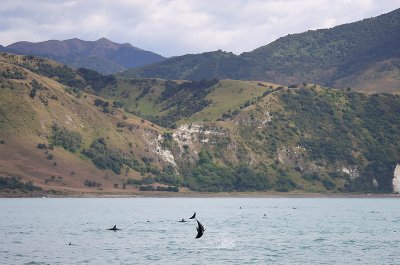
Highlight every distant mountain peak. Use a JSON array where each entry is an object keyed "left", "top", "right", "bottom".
[
  {"left": 96, "top": 37, "right": 114, "bottom": 44},
  {"left": 5, "top": 37, "right": 165, "bottom": 74}
]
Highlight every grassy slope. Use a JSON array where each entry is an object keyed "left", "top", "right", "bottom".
[
  {"left": 99, "top": 78, "right": 279, "bottom": 126},
  {"left": 0, "top": 54, "right": 168, "bottom": 193},
  {"left": 333, "top": 58, "right": 400, "bottom": 94},
  {"left": 181, "top": 80, "right": 278, "bottom": 124}
]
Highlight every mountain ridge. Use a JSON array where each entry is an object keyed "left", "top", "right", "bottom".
[
  {"left": 121, "top": 8, "right": 400, "bottom": 93},
  {"left": 4, "top": 38, "right": 166, "bottom": 74}
]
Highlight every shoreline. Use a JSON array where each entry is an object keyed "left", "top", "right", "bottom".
[{"left": 1, "top": 190, "right": 400, "bottom": 199}]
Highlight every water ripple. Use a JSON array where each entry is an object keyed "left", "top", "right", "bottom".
[{"left": 1, "top": 197, "right": 400, "bottom": 265}]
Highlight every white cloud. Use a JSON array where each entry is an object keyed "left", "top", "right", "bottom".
[{"left": 0, "top": 0, "right": 398, "bottom": 56}]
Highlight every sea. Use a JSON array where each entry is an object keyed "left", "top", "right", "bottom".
[{"left": 1, "top": 197, "right": 399, "bottom": 265}]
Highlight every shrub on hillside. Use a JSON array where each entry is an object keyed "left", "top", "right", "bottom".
[
  {"left": 84, "top": 179, "right": 101, "bottom": 187},
  {"left": 184, "top": 150, "right": 271, "bottom": 192},
  {"left": 138, "top": 185, "right": 179, "bottom": 192},
  {"left": 156, "top": 186, "right": 179, "bottom": 192},
  {"left": 322, "top": 179, "right": 336, "bottom": 190},
  {"left": 37, "top": 143, "right": 47, "bottom": 149},
  {"left": 1, "top": 69, "right": 25, "bottom": 79},
  {"left": 82, "top": 138, "right": 123, "bottom": 174},
  {"left": 139, "top": 185, "right": 155, "bottom": 191},
  {"left": 275, "top": 177, "right": 297, "bottom": 192},
  {"left": 50, "top": 124, "right": 82, "bottom": 152},
  {"left": 0, "top": 176, "right": 41, "bottom": 191}
]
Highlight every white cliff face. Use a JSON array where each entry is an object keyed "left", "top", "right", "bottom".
[
  {"left": 393, "top": 164, "right": 400, "bottom": 193},
  {"left": 143, "top": 132, "right": 177, "bottom": 167},
  {"left": 173, "top": 124, "right": 226, "bottom": 151},
  {"left": 342, "top": 167, "right": 359, "bottom": 179}
]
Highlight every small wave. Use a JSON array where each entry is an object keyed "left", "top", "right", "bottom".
[
  {"left": 342, "top": 239, "right": 356, "bottom": 245},
  {"left": 18, "top": 231, "right": 31, "bottom": 235}
]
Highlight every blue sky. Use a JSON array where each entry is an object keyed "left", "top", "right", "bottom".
[{"left": 0, "top": 0, "right": 398, "bottom": 57}]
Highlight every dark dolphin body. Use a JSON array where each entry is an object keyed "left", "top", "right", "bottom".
[
  {"left": 189, "top": 212, "right": 196, "bottom": 219},
  {"left": 109, "top": 225, "right": 120, "bottom": 231},
  {"left": 195, "top": 220, "right": 205, "bottom": 239}
]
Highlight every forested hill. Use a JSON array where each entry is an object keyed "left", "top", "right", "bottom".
[
  {"left": 121, "top": 8, "right": 400, "bottom": 93},
  {"left": 1, "top": 53, "right": 400, "bottom": 195},
  {"left": 4, "top": 38, "right": 165, "bottom": 74}
]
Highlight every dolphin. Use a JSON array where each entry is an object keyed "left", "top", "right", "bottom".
[
  {"left": 179, "top": 218, "right": 188, "bottom": 223},
  {"left": 189, "top": 212, "right": 196, "bottom": 219},
  {"left": 195, "top": 219, "right": 205, "bottom": 239},
  {"left": 109, "top": 225, "right": 120, "bottom": 231}
]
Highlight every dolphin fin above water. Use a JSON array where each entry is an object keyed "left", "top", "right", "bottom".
[
  {"left": 109, "top": 225, "right": 120, "bottom": 231},
  {"left": 195, "top": 220, "right": 205, "bottom": 239},
  {"left": 189, "top": 212, "right": 196, "bottom": 219}
]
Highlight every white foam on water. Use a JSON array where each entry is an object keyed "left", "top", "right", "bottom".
[{"left": 213, "top": 234, "right": 237, "bottom": 249}]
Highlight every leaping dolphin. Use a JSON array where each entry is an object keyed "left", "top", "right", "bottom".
[
  {"left": 189, "top": 212, "right": 196, "bottom": 219},
  {"left": 195, "top": 220, "right": 205, "bottom": 239},
  {"left": 109, "top": 225, "right": 120, "bottom": 231}
]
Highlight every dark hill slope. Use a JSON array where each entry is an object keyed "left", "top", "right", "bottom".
[
  {"left": 243, "top": 8, "right": 400, "bottom": 87},
  {"left": 6, "top": 38, "right": 165, "bottom": 74},
  {"left": 122, "top": 50, "right": 248, "bottom": 81},
  {"left": 122, "top": 8, "right": 400, "bottom": 93}
]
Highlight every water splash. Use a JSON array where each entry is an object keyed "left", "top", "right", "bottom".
[{"left": 213, "top": 234, "right": 237, "bottom": 249}]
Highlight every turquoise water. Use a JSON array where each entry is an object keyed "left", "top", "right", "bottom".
[{"left": 1, "top": 198, "right": 400, "bottom": 264}]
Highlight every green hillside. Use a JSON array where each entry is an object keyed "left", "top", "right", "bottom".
[
  {"left": 95, "top": 78, "right": 279, "bottom": 128},
  {"left": 0, "top": 53, "right": 174, "bottom": 194},
  {"left": 121, "top": 8, "right": 400, "bottom": 93},
  {"left": 1, "top": 53, "right": 400, "bottom": 195},
  {"left": 121, "top": 50, "right": 247, "bottom": 81}
]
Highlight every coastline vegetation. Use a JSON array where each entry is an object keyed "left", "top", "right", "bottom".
[{"left": 0, "top": 176, "right": 42, "bottom": 192}]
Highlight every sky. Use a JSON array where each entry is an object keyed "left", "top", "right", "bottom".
[{"left": 0, "top": 0, "right": 398, "bottom": 57}]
